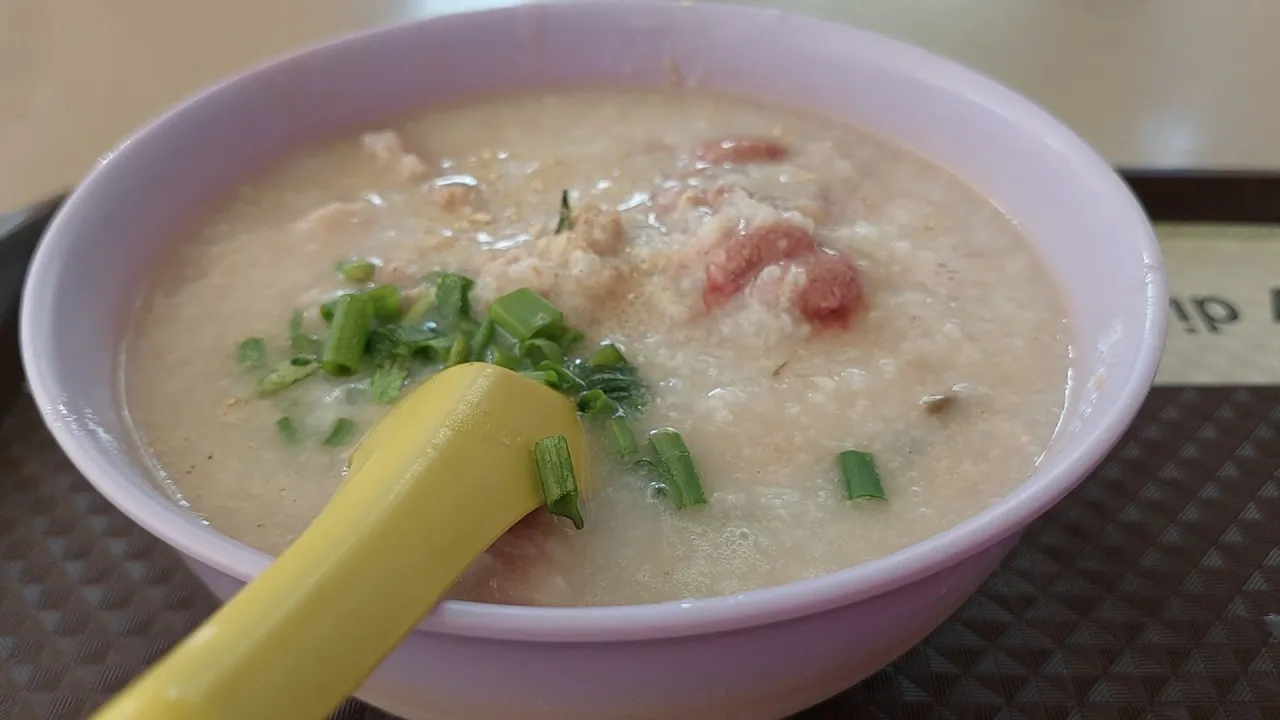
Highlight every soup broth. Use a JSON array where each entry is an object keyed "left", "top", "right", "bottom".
[{"left": 124, "top": 89, "right": 1070, "bottom": 606}]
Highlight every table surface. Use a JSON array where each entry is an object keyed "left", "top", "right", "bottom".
[{"left": 3, "top": 0, "right": 1280, "bottom": 212}]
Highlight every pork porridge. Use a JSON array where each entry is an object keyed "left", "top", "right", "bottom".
[{"left": 123, "top": 89, "right": 1071, "bottom": 607}]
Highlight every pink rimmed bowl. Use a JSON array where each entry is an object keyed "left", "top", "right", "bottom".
[{"left": 20, "top": 2, "right": 1165, "bottom": 718}]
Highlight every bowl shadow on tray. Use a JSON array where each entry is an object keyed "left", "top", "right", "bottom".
[{"left": 0, "top": 197, "right": 61, "bottom": 419}]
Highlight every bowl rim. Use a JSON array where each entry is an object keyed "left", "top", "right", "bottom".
[{"left": 21, "top": 0, "right": 1167, "bottom": 643}]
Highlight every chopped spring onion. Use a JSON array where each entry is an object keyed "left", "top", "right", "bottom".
[
  {"left": 446, "top": 334, "right": 471, "bottom": 367},
  {"left": 321, "top": 293, "right": 373, "bottom": 376},
  {"left": 368, "top": 324, "right": 437, "bottom": 358},
  {"left": 587, "top": 343, "right": 627, "bottom": 368},
  {"left": 606, "top": 419, "right": 642, "bottom": 465},
  {"left": 322, "top": 418, "right": 358, "bottom": 447},
  {"left": 519, "top": 369, "right": 559, "bottom": 386},
  {"left": 519, "top": 338, "right": 564, "bottom": 367},
  {"left": 289, "top": 309, "right": 305, "bottom": 336},
  {"left": 366, "top": 324, "right": 438, "bottom": 402},
  {"left": 276, "top": 416, "right": 301, "bottom": 444},
  {"left": 336, "top": 258, "right": 376, "bottom": 283},
  {"left": 488, "top": 288, "right": 564, "bottom": 342},
  {"left": 370, "top": 356, "right": 410, "bottom": 403},
  {"left": 576, "top": 363, "right": 647, "bottom": 412},
  {"left": 533, "top": 435, "right": 584, "bottom": 529},
  {"left": 318, "top": 299, "right": 338, "bottom": 324},
  {"left": 401, "top": 287, "right": 435, "bottom": 326},
  {"left": 577, "top": 390, "right": 642, "bottom": 463},
  {"left": 488, "top": 347, "right": 520, "bottom": 369},
  {"left": 535, "top": 361, "right": 586, "bottom": 394},
  {"left": 470, "top": 319, "right": 495, "bottom": 361},
  {"left": 576, "top": 340, "right": 645, "bottom": 409},
  {"left": 395, "top": 323, "right": 440, "bottom": 348},
  {"left": 362, "top": 285, "right": 403, "bottom": 322},
  {"left": 321, "top": 285, "right": 402, "bottom": 325},
  {"left": 649, "top": 429, "right": 707, "bottom": 509},
  {"left": 256, "top": 359, "right": 320, "bottom": 396},
  {"left": 434, "top": 273, "right": 474, "bottom": 328},
  {"left": 576, "top": 388, "right": 613, "bottom": 415},
  {"left": 236, "top": 337, "right": 266, "bottom": 368},
  {"left": 837, "top": 450, "right": 885, "bottom": 501},
  {"left": 547, "top": 325, "right": 584, "bottom": 353},
  {"left": 424, "top": 336, "right": 456, "bottom": 361}
]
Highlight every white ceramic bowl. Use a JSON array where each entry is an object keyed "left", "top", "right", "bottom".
[{"left": 20, "top": 2, "right": 1165, "bottom": 718}]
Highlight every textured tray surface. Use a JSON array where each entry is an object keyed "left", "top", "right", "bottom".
[{"left": 4, "top": 386, "right": 1279, "bottom": 719}]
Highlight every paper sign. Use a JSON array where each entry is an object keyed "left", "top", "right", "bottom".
[{"left": 1155, "top": 223, "right": 1280, "bottom": 385}]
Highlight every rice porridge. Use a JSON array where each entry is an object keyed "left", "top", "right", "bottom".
[{"left": 123, "top": 89, "right": 1070, "bottom": 607}]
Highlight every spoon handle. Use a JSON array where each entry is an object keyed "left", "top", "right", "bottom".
[{"left": 91, "top": 363, "right": 586, "bottom": 719}]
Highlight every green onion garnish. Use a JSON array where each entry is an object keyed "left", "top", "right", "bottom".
[
  {"left": 488, "top": 288, "right": 564, "bottom": 342},
  {"left": 366, "top": 324, "right": 438, "bottom": 403},
  {"left": 533, "top": 435, "right": 584, "bottom": 529},
  {"left": 321, "top": 293, "right": 373, "bottom": 376},
  {"left": 837, "top": 450, "right": 885, "bottom": 501},
  {"left": 367, "top": 324, "right": 437, "bottom": 357},
  {"left": 489, "top": 347, "right": 520, "bottom": 369},
  {"left": 276, "top": 416, "right": 301, "bottom": 444},
  {"left": 519, "top": 369, "right": 559, "bottom": 386},
  {"left": 362, "top": 285, "right": 403, "bottom": 323},
  {"left": 587, "top": 343, "right": 627, "bottom": 368},
  {"left": 236, "top": 338, "right": 266, "bottom": 368},
  {"left": 289, "top": 309, "right": 305, "bottom": 336},
  {"left": 319, "top": 299, "right": 339, "bottom": 324},
  {"left": 401, "top": 288, "right": 435, "bottom": 327},
  {"left": 434, "top": 273, "right": 474, "bottom": 329},
  {"left": 575, "top": 363, "right": 647, "bottom": 412},
  {"left": 399, "top": 324, "right": 441, "bottom": 349},
  {"left": 519, "top": 338, "right": 564, "bottom": 367},
  {"left": 322, "top": 418, "right": 358, "bottom": 447},
  {"left": 649, "top": 429, "right": 707, "bottom": 509},
  {"left": 606, "top": 419, "right": 642, "bottom": 465},
  {"left": 554, "top": 189, "right": 574, "bottom": 234},
  {"left": 256, "top": 359, "right": 320, "bottom": 396},
  {"left": 446, "top": 334, "right": 471, "bottom": 367},
  {"left": 576, "top": 388, "right": 612, "bottom": 414},
  {"left": 549, "top": 325, "right": 584, "bottom": 353},
  {"left": 578, "top": 390, "right": 644, "bottom": 466},
  {"left": 321, "top": 285, "right": 402, "bottom": 325},
  {"left": 423, "top": 336, "right": 455, "bottom": 361},
  {"left": 370, "top": 356, "right": 410, "bottom": 403},
  {"left": 336, "top": 258, "right": 376, "bottom": 283},
  {"left": 470, "top": 319, "right": 495, "bottom": 361},
  {"left": 535, "top": 361, "right": 586, "bottom": 394}
]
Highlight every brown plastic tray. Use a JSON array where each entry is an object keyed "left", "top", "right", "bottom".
[{"left": 3, "top": 173, "right": 1280, "bottom": 719}]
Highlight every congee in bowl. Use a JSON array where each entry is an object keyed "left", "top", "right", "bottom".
[{"left": 123, "top": 88, "right": 1069, "bottom": 608}]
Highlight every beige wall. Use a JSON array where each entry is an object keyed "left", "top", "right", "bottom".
[{"left": 2, "top": 0, "right": 1276, "bottom": 212}]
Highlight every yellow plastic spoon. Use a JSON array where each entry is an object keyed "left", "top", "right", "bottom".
[{"left": 91, "top": 362, "right": 588, "bottom": 720}]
